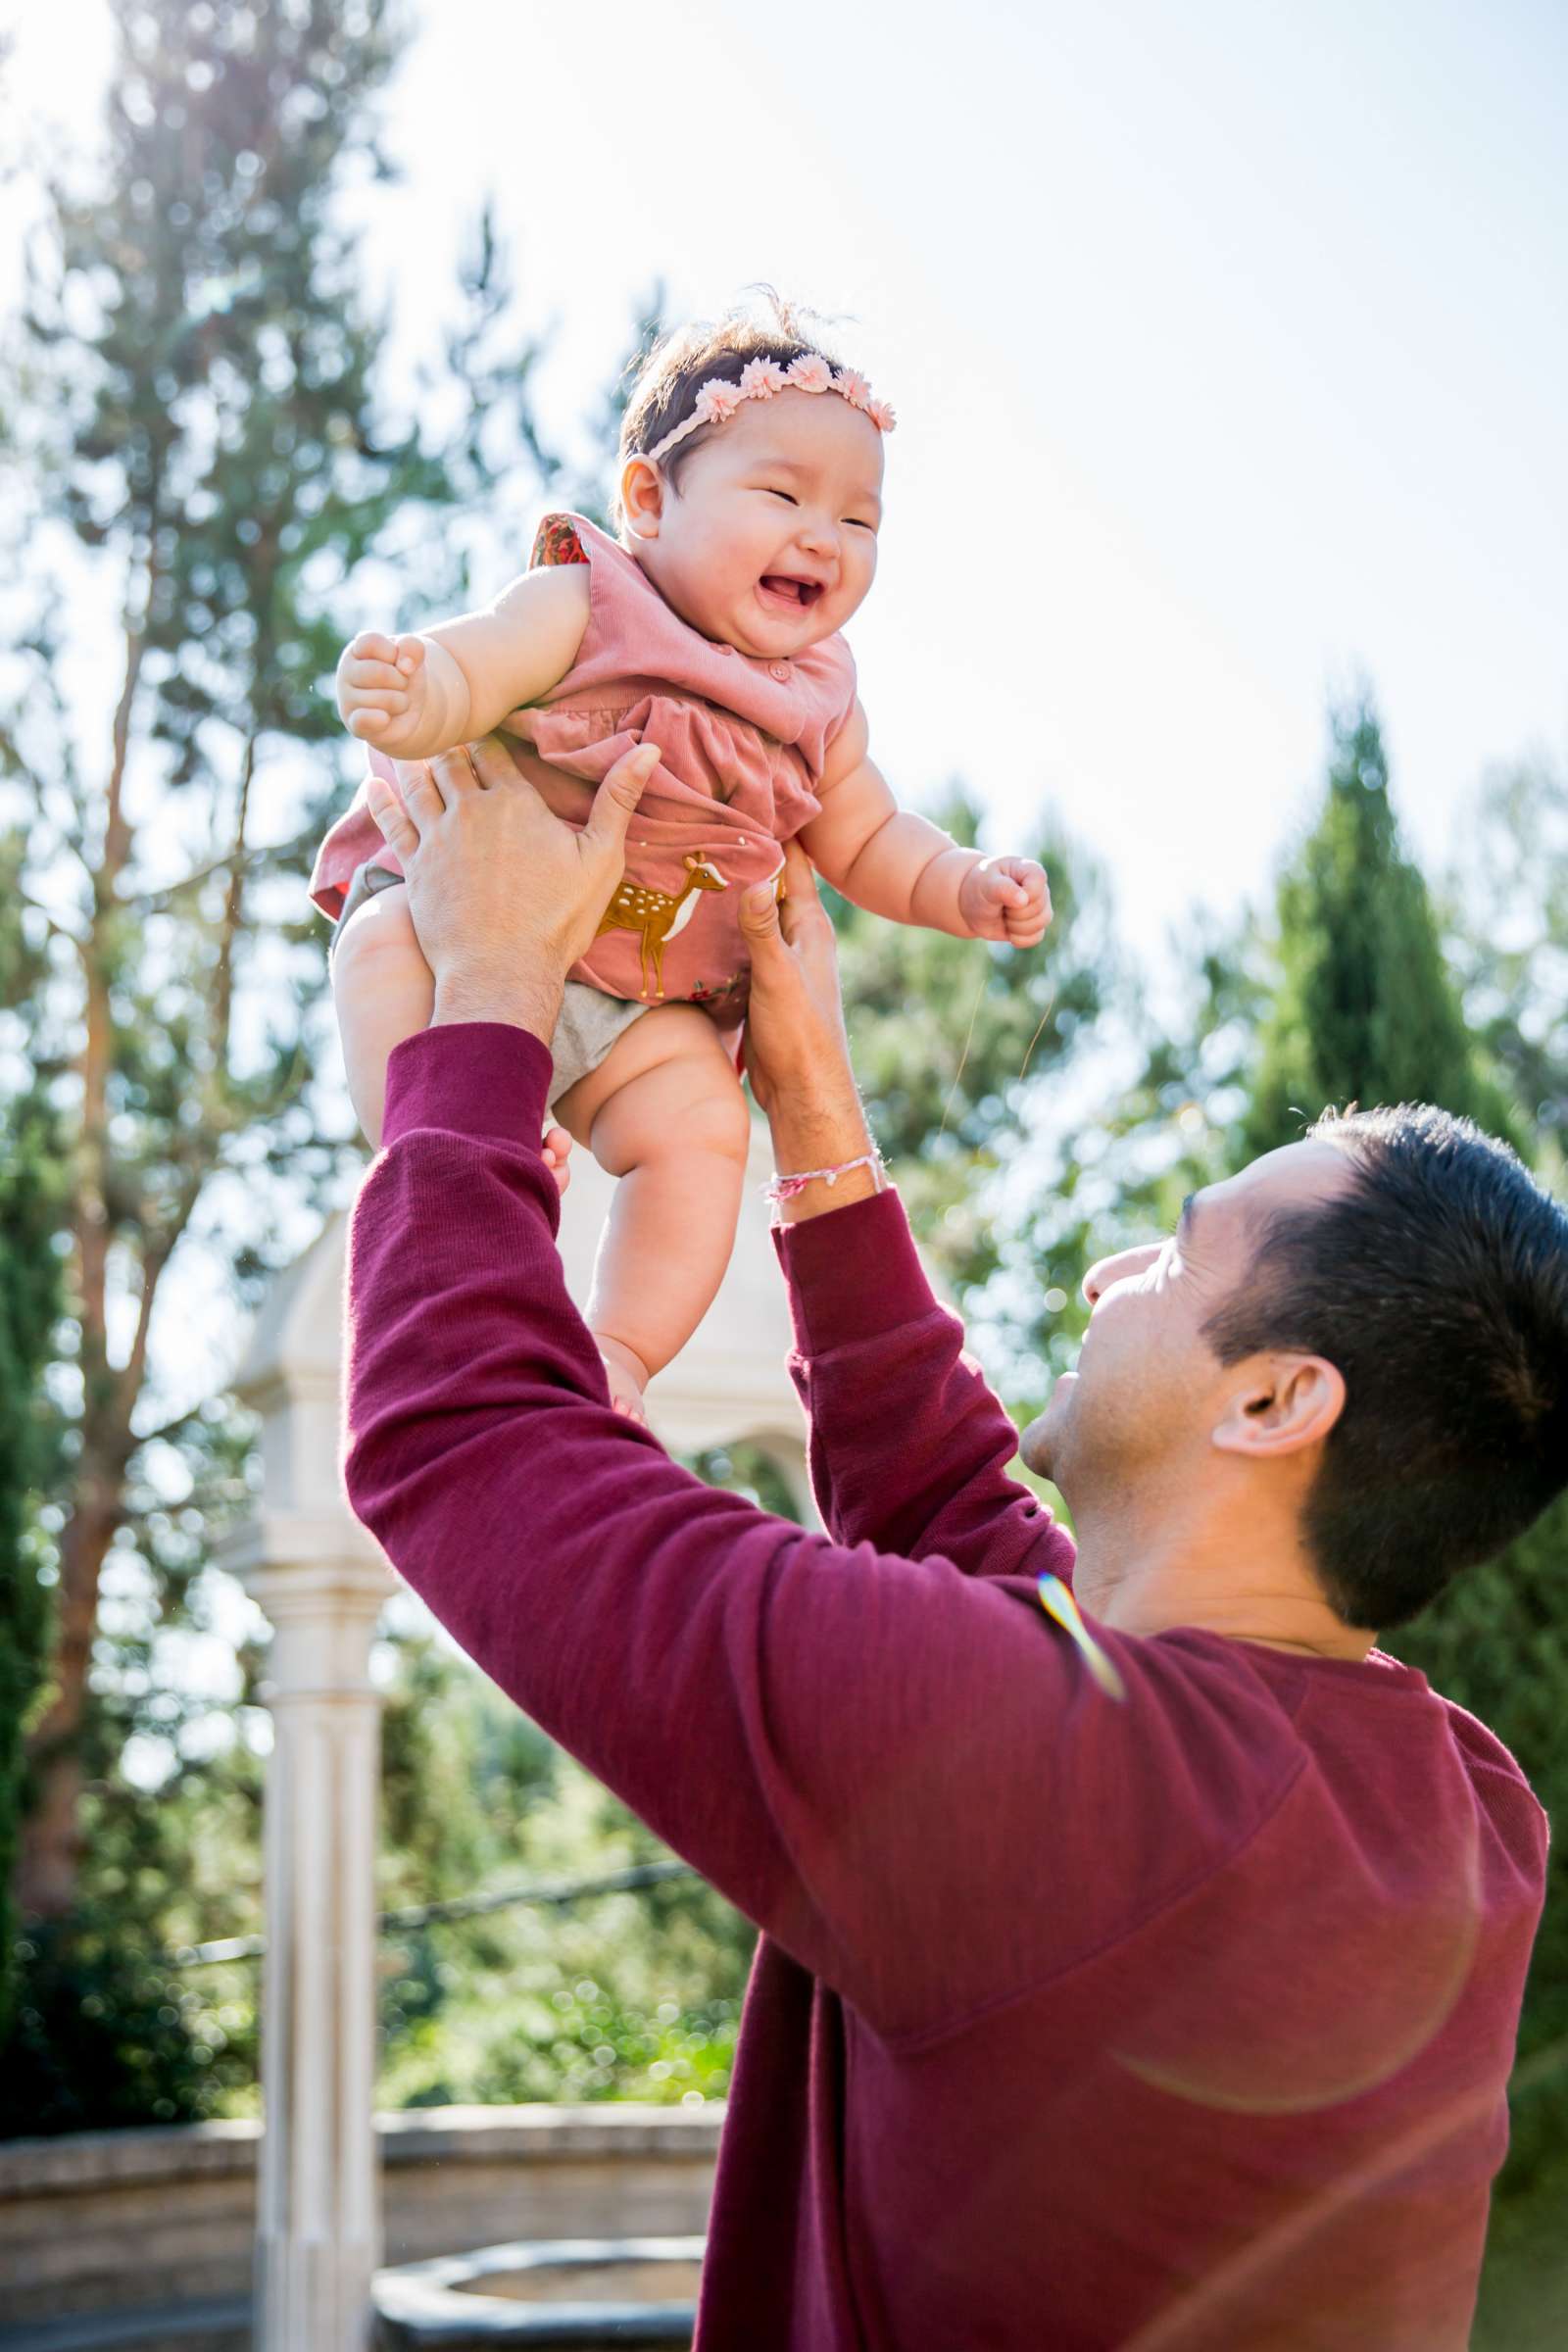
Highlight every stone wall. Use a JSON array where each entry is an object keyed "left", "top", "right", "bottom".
[{"left": 0, "top": 2105, "right": 720, "bottom": 2329}]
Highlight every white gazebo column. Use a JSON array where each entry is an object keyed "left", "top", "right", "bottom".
[
  {"left": 218, "top": 1216, "right": 391, "bottom": 2352},
  {"left": 233, "top": 1540, "right": 386, "bottom": 2350}
]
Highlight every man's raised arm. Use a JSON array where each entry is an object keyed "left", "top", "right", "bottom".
[{"left": 738, "top": 858, "right": 1075, "bottom": 1584}]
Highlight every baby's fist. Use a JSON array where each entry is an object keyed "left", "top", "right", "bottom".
[
  {"left": 336, "top": 630, "right": 428, "bottom": 744},
  {"left": 959, "top": 855, "right": 1053, "bottom": 949}
]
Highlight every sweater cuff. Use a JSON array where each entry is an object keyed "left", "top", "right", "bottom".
[
  {"left": 383, "top": 1023, "right": 554, "bottom": 1152},
  {"left": 773, "top": 1187, "right": 943, "bottom": 1356}
]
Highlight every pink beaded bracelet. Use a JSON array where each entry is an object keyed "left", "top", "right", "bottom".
[{"left": 762, "top": 1148, "right": 887, "bottom": 1221}]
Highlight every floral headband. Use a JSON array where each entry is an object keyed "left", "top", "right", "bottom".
[{"left": 644, "top": 352, "right": 896, "bottom": 466}]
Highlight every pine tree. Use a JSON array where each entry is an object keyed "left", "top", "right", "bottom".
[
  {"left": 1246, "top": 694, "right": 1510, "bottom": 1152},
  {"left": 0, "top": 0, "right": 552, "bottom": 1921},
  {"left": 1446, "top": 758, "right": 1568, "bottom": 1188}
]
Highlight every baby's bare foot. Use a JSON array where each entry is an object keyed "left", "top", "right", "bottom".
[{"left": 594, "top": 1333, "right": 652, "bottom": 1426}]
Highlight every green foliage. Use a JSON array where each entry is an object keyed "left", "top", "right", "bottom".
[
  {"left": 830, "top": 781, "right": 1112, "bottom": 1299},
  {"left": 1247, "top": 692, "right": 1511, "bottom": 1153},
  {"left": 0, "top": 1738, "right": 265, "bottom": 2134},
  {"left": 0, "top": 1905, "right": 257, "bottom": 2138},
  {"left": 1443, "top": 759, "right": 1568, "bottom": 1187},
  {"left": 373, "top": 1632, "right": 753, "bottom": 2113},
  {"left": 0, "top": 1095, "right": 66, "bottom": 2043},
  {"left": 688, "top": 1443, "right": 803, "bottom": 1522}
]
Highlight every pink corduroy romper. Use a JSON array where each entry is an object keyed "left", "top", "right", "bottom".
[{"left": 309, "top": 513, "right": 859, "bottom": 1026}]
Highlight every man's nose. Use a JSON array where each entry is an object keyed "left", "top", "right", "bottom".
[{"left": 1082, "top": 1242, "right": 1160, "bottom": 1309}]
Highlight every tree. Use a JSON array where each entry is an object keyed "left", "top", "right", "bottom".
[
  {"left": 1246, "top": 695, "right": 1512, "bottom": 1153},
  {"left": 1444, "top": 758, "right": 1568, "bottom": 1188},
  {"left": 0, "top": 0, "right": 553, "bottom": 1922},
  {"left": 829, "top": 783, "right": 1113, "bottom": 1303},
  {"left": 0, "top": 1103, "right": 65, "bottom": 2041}
]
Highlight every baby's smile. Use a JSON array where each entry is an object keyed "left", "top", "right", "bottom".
[{"left": 758, "top": 573, "right": 825, "bottom": 612}]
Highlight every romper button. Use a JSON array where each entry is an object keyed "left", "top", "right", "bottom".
[{"left": 769, "top": 661, "right": 792, "bottom": 681}]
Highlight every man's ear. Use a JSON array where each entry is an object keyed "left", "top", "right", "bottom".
[
  {"left": 619, "top": 456, "right": 665, "bottom": 542},
  {"left": 1210, "top": 1354, "right": 1346, "bottom": 1460}
]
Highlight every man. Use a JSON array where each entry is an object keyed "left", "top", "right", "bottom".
[{"left": 343, "top": 738, "right": 1561, "bottom": 2350}]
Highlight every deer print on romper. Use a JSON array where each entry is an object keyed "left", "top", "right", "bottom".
[{"left": 596, "top": 854, "right": 729, "bottom": 1000}]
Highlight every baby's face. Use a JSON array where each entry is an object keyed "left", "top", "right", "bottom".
[{"left": 625, "top": 387, "right": 884, "bottom": 661}]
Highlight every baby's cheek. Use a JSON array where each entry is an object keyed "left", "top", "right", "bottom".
[{"left": 843, "top": 541, "right": 878, "bottom": 616}]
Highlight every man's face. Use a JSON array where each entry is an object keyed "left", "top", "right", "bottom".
[{"left": 1019, "top": 1141, "right": 1355, "bottom": 1504}]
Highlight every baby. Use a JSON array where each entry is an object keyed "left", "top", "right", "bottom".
[{"left": 312, "top": 299, "right": 1051, "bottom": 1419}]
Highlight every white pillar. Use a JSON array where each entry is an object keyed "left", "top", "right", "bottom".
[
  {"left": 224, "top": 1526, "right": 388, "bottom": 2352},
  {"left": 217, "top": 1210, "right": 389, "bottom": 2352}
]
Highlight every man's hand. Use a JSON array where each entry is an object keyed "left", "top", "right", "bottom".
[
  {"left": 363, "top": 734, "right": 659, "bottom": 1040},
  {"left": 957, "top": 855, "right": 1053, "bottom": 949},
  {"left": 739, "top": 843, "right": 880, "bottom": 1222}
]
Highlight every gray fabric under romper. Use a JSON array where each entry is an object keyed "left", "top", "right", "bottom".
[{"left": 330, "top": 858, "right": 650, "bottom": 1108}]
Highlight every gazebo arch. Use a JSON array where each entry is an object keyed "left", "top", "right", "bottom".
[{"left": 219, "top": 1116, "right": 818, "bottom": 2348}]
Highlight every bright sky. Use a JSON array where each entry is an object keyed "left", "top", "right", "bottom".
[{"left": 3, "top": 0, "right": 1565, "bottom": 958}]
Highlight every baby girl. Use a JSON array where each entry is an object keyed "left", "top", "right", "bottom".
[{"left": 311, "top": 298, "right": 1051, "bottom": 1419}]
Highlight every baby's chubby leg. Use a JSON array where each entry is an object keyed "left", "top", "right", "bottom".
[
  {"left": 555, "top": 1004, "right": 752, "bottom": 1420},
  {"left": 330, "top": 881, "right": 434, "bottom": 1148}
]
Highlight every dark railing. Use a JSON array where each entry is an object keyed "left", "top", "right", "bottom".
[{"left": 167, "top": 1857, "right": 699, "bottom": 1969}]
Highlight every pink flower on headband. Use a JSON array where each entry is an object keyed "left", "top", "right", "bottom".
[
  {"left": 642, "top": 355, "right": 897, "bottom": 465},
  {"left": 694, "top": 377, "right": 743, "bottom": 425},
  {"left": 784, "top": 353, "right": 834, "bottom": 395},
  {"left": 739, "top": 357, "right": 788, "bottom": 399}
]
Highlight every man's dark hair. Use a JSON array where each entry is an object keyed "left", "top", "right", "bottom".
[{"left": 1202, "top": 1104, "right": 1568, "bottom": 1629}]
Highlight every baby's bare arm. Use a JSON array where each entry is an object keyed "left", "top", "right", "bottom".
[
  {"left": 337, "top": 565, "right": 591, "bottom": 759},
  {"left": 801, "top": 703, "right": 982, "bottom": 936}
]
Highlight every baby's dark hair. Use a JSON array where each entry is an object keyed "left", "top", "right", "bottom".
[{"left": 614, "top": 289, "right": 856, "bottom": 522}]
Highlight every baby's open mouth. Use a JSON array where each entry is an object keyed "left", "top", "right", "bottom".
[{"left": 759, "top": 574, "right": 823, "bottom": 611}]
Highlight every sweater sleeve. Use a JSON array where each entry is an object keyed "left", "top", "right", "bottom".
[
  {"left": 341, "top": 1025, "right": 1137, "bottom": 2040},
  {"left": 773, "top": 1194, "right": 1077, "bottom": 1585}
]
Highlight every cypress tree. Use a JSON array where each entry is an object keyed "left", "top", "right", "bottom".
[{"left": 1247, "top": 694, "right": 1509, "bottom": 1152}]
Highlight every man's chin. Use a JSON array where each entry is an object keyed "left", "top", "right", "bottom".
[{"left": 1019, "top": 1374, "right": 1076, "bottom": 1481}]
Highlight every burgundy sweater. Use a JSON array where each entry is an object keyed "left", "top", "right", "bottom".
[{"left": 344, "top": 1023, "right": 1546, "bottom": 2352}]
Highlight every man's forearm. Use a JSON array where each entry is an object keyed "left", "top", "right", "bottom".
[
  {"left": 765, "top": 1074, "right": 882, "bottom": 1224},
  {"left": 432, "top": 968, "right": 563, "bottom": 1043}
]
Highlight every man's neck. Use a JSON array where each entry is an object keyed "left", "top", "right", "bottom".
[{"left": 1068, "top": 1494, "right": 1375, "bottom": 1662}]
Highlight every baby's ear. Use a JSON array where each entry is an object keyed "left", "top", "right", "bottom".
[{"left": 619, "top": 455, "right": 665, "bottom": 541}]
